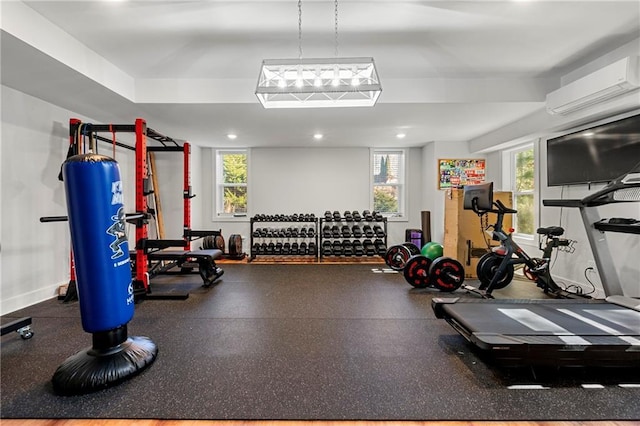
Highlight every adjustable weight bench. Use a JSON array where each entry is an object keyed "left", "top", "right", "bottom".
[{"left": 147, "top": 247, "right": 224, "bottom": 286}]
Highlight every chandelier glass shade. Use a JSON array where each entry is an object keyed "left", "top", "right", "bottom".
[{"left": 255, "top": 57, "right": 382, "bottom": 108}]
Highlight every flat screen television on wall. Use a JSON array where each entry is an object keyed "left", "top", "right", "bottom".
[{"left": 546, "top": 113, "right": 640, "bottom": 186}]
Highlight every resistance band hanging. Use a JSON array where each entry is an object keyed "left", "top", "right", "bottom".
[{"left": 110, "top": 124, "right": 116, "bottom": 159}]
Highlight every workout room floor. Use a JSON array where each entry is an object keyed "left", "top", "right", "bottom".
[{"left": 1, "top": 263, "right": 639, "bottom": 421}]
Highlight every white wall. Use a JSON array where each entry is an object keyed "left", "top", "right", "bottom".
[
  {"left": 251, "top": 147, "right": 370, "bottom": 215},
  {"left": 200, "top": 146, "right": 424, "bottom": 251},
  {"left": 3, "top": 66, "right": 639, "bottom": 315},
  {"left": 537, "top": 116, "right": 640, "bottom": 297},
  {"left": 150, "top": 151, "right": 186, "bottom": 239},
  {"left": 479, "top": 109, "right": 640, "bottom": 299},
  {"left": 0, "top": 85, "right": 137, "bottom": 315}
]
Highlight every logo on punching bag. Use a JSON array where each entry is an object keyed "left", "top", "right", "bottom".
[
  {"left": 111, "top": 181, "right": 124, "bottom": 205},
  {"left": 107, "top": 206, "right": 128, "bottom": 260}
]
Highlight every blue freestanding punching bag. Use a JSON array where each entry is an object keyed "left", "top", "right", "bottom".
[
  {"left": 65, "top": 154, "right": 134, "bottom": 332},
  {"left": 52, "top": 153, "right": 157, "bottom": 395}
]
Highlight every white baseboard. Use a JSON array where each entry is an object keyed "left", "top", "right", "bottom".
[{"left": 0, "top": 283, "right": 63, "bottom": 316}]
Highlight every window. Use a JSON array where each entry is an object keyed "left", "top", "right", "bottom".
[
  {"left": 511, "top": 146, "right": 534, "bottom": 235},
  {"left": 216, "top": 150, "right": 248, "bottom": 217},
  {"left": 372, "top": 149, "right": 405, "bottom": 218}
]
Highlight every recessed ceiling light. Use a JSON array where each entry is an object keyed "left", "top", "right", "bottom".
[
  {"left": 396, "top": 133, "right": 406, "bottom": 139},
  {"left": 313, "top": 133, "right": 323, "bottom": 140},
  {"left": 227, "top": 134, "right": 237, "bottom": 140},
  {"left": 583, "top": 132, "right": 594, "bottom": 137}
]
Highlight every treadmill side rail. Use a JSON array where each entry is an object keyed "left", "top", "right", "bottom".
[{"left": 606, "top": 295, "right": 640, "bottom": 311}]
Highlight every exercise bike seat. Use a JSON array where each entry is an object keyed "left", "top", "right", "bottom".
[{"left": 536, "top": 226, "right": 564, "bottom": 236}]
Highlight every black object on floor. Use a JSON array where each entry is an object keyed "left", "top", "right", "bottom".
[{"left": 2, "top": 264, "right": 639, "bottom": 420}]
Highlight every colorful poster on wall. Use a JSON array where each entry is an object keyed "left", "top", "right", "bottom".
[{"left": 438, "top": 158, "right": 486, "bottom": 189}]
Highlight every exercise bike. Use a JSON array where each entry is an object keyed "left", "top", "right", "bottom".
[{"left": 466, "top": 185, "right": 586, "bottom": 299}]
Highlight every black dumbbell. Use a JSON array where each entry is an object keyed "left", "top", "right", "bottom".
[
  {"left": 341, "top": 225, "right": 351, "bottom": 238},
  {"left": 353, "top": 240, "right": 364, "bottom": 256},
  {"left": 363, "top": 239, "right": 376, "bottom": 256},
  {"left": 322, "top": 240, "right": 333, "bottom": 256},
  {"left": 363, "top": 225, "right": 374, "bottom": 238},
  {"left": 373, "top": 225, "right": 385, "bottom": 238},
  {"left": 332, "top": 240, "right": 344, "bottom": 255},
  {"left": 342, "top": 240, "right": 353, "bottom": 256},
  {"left": 352, "top": 211, "right": 362, "bottom": 222}
]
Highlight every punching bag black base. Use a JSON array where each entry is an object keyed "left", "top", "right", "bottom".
[{"left": 52, "top": 325, "right": 157, "bottom": 396}]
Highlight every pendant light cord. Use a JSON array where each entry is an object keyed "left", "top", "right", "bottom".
[
  {"left": 298, "top": 0, "right": 303, "bottom": 59},
  {"left": 334, "top": 0, "right": 339, "bottom": 57}
]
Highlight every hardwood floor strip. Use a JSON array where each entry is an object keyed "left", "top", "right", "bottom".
[{"left": 0, "top": 420, "right": 635, "bottom": 426}]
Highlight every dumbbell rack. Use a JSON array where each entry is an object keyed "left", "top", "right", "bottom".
[
  {"left": 319, "top": 211, "right": 387, "bottom": 260},
  {"left": 249, "top": 214, "right": 319, "bottom": 261}
]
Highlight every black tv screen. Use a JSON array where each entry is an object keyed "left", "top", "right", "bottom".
[{"left": 547, "top": 113, "right": 640, "bottom": 186}]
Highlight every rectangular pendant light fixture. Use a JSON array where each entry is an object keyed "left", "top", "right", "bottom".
[{"left": 255, "top": 57, "right": 382, "bottom": 108}]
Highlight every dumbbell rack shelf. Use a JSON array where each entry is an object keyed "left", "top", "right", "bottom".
[
  {"left": 319, "top": 212, "right": 387, "bottom": 260},
  {"left": 249, "top": 215, "right": 319, "bottom": 262}
]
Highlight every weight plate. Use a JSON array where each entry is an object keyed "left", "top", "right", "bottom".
[
  {"left": 201, "top": 235, "right": 213, "bottom": 249},
  {"left": 214, "top": 235, "right": 225, "bottom": 253},
  {"left": 403, "top": 255, "right": 432, "bottom": 288},
  {"left": 228, "top": 234, "right": 242, "bottom": 256},
  {"left": 384, "top": 245, "right": 412, "bottom": 271},
  {"left": 429, "top": 257, "right": 465, "bottom": 292},
  {"left": 477, "top": 253, "right": 513, "bottom": 290},
  {"left": 404, "top": 243, "right": 421, "bottom": 256}
]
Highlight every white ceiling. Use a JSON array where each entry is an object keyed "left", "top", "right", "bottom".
[{"left": 2, "top": 0, "right": 639, "bottom": 148}]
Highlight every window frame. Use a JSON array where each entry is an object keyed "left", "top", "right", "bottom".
[
  {"left": 370, "top": 148, "right": 407, "bottom": 220},
  {"left": 214, "top": 149, "right": 249, "bottom": 220},
  {"left": 503, "top": 144, "right": 535, "bottom": 238}
]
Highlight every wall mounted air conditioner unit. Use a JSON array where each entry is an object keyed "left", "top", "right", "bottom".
[{"left": 546, "top": 56, "right": 640, "bottom": 115}]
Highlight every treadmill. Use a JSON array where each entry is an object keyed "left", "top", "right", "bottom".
[{"left": 432, "top": 162, "right": 640, "bottom": 366}]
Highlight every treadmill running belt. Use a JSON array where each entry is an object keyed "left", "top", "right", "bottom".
[{"left": 432, "top": 298, "right": 640, "bottom": 366}]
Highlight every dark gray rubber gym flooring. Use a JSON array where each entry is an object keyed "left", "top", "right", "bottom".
[{"left": 2, "top": 263, "right": 639, "bottom": 420}]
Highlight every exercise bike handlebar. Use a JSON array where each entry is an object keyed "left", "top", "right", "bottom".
[{"left": 471, "top": 198, "right": 517, "bottom": 216}]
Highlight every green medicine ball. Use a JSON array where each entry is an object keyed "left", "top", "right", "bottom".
[{"left": 421, "top": 242, "right": 443, "bottom": 260}]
